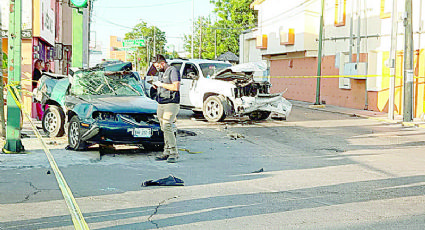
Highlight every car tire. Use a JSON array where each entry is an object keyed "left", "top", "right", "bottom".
[
  {"left": 249, "top": 111, "right": 271, "bottom": 121},
  {"left": 203, "top": 96, "right": 226, "bottom": 122},
  {"left": 42, "top": 105, "right": 65, "bottom": 137},
  {"left": 68, "top": 116, "right": 88, "bottom": 151}
]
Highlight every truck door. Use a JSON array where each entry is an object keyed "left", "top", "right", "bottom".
[{"left": 180, "top": 63, "right": 198, "bottom": 106}]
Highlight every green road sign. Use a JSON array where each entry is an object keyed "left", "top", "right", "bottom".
[
  {"left": 123, "top": 39, "right": 145, "bottom": 47},
  {"left": 117, "top": 47, "right": 137, "bottom": 51}
]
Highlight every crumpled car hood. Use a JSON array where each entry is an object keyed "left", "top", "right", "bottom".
[
  {"left": 84, "top": 96, "right": 158, "bottom": 114},
  {"left": 213, "top": 61, "right": 267, "bottom": 80}
]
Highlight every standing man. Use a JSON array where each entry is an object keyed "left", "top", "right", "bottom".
[{"left": 151, "top": 54, "right": 181, "bottom": 163}]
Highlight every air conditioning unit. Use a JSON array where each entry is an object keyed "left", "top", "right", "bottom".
[{"left": 343, "top": 62, "right": 367, "bottom": 79}]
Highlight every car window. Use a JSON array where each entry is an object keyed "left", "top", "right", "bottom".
[
  {"left": 199, "top": 63, "right": 232, "bottom": 78},
  {"left": 170, "top": 62, "right": 183, "bottom": 72},
  {"left": 71, "top": 71, "right": 146, "bottom": 96},
  {"left": 182, "top": 63, "right": 199, "bottom": 80}
]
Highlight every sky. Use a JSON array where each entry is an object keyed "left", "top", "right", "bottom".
[{"left": 91, "top": 0, "right": 216, "bottom": 58}]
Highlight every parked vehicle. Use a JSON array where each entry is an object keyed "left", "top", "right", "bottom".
[
  {"left": 33, "top": 63, "right": 163, "bottom": 150},
  {"left": 146, "top": 59, "right": 292, "bottom": 122}
]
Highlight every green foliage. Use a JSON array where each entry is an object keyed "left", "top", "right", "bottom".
[
  {"left": 183, "top": 0, "right": 256, "bottom": 59},
  {"left": 124, "top": 21, "right": 167, "bottom": 68}
]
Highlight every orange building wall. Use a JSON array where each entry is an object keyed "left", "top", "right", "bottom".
[{"left": 270, "top": 54, "right": 376, "bottom": 111}]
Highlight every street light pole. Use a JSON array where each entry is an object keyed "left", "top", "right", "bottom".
[
  {"left": 4, "top": 0, "right": 25, "bottom": 153},
  {"left": 403, "top": 0, "right": 413, "bottom": 122}
]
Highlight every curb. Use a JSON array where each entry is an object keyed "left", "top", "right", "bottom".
[{"left": 294, "top": 103, "right": 425, "bottom": 129}]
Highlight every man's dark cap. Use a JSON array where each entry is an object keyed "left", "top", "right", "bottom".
[{"left": 152, "top": 54, "right": 166, "bottom": 63}]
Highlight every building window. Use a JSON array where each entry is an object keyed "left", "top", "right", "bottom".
[
  {"left": 334, "top": 0, "right": 346, "bottom": 27},
  {"left": 380, "top": 0, "right": 391, "bottom": 19},
  {"left": 280, "top": 29, "right": 295, "bottom": 45},
  {"left": 256, "top": 35, "right": 268, "bottom": 49}
]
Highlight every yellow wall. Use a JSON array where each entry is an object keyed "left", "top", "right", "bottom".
[{"left": 377, "top": 50, "right": 425, "bottom": 118}]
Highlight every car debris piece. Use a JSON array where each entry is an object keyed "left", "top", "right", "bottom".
[{"left": 251, "top": 168, "right": 264, "bottom": 173}]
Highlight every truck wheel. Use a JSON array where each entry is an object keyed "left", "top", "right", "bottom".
[
  {"left": 203, "top": 96, "right": 226, "bottom": 122},
  {"left": 249, "top": 111, "right": 271, "bottom": 121},
  {"left": 42, "top": 105, "right": 65, "bottom": 137},
  {"left": 68, "top": 116, "right": 88, "bottom": 151}
]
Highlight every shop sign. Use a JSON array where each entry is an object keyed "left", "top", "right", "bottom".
[{"left": 40, "top": 0, "right": 55, "bottom": 45}]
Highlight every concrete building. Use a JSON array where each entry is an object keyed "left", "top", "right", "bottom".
[
  {"left": 242, "top": 0, "right": 425, "bottom": 119},
  {"left": 109, "top": 36, "right": 126, "bottom": 61}
]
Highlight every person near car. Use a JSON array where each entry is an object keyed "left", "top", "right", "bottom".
[
  {"left": 43, "top": 61, "right": 53, "bottom": 73},
  {"left": 33, "top": 59, "right": 44, "bottom": 120},
  {"left": 151, "top": 54, "right": 181, "bottom": 163}
]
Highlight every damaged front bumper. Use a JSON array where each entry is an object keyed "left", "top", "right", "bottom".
[{"left": 233, "top": 92, "right": 292, "bottom": 118}]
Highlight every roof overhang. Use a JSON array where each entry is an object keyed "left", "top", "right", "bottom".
[{"left": 250, "top": 0, "right": 266, "bottom": 9}]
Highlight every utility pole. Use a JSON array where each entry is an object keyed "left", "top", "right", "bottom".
[
  {"left": 4, "top": 0, "right": 25, "bottom": 153},
  {"left": 403, "top": 0, "right": 413, "bottom": 122},
  {"left": 315, "top": 0, "right": 324, "bottom": 105},
  {"left": 191, "top": 0, "right": 194, "bottom": 58},
  {"left": 153, "top": 27, "right": 156, "bottom": 57},
  {"left": 388, "top": 0, "right": 398, "bottom": 120},
  {"left": 0, "top": 6, "right": 6, "bottom": 138},
  {"left": 214, "top": 29, "right": 217, "bottom": 59},
  {"left": 199, "top": 21, "right": 202, "bottom": 58}
]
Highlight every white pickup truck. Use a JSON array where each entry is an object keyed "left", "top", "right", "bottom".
[{"left": 147, "top": 59, "right": 292, "bottom": 122}]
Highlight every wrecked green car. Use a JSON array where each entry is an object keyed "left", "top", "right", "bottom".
[{"left": 33, "top": 64, "right": 164, "bottom": 150}]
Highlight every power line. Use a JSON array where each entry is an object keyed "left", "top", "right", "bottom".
[
  {"left": 94, "top": 16, "right": 134, "bottom": 29},
  {"left": 96, "top": 0, "right": 191, "bottom": 9}
]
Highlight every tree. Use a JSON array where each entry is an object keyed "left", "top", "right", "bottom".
[
  {"left": 183, "top": 16, "right": 215, "bottom": 59},
  {"left": 124, "top": 21, "right": 166, "bottom": 70},
  {"left": 183, "top": 0, "right": 256, "bottom": 59},
  {"left": 210, "top": 0, "right": 257, "bottom": 56}
]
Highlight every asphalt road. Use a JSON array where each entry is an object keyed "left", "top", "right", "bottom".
[{"left": 1, "top": 105, "right": 425, "bottom": 229}]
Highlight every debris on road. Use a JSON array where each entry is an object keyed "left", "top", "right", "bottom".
[
  {"left": 227, "top": 132, "right": 244, "bottom": 140},
  {"left": 142, "top": 175, "right": 184, "bottom": 187},
  {"left": 251, "top": 168, "right": 264, "bottom": 173}
]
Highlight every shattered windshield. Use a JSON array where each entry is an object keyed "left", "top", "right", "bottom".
[
  {"left": 71, "top": 71, "right": 145, "bottom": 96},
  {"left": 199, "top": 63, "right": 232, "bottom": 78}
]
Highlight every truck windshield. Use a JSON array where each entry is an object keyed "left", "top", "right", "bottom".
[
  {"left": 199, "top": 63, "right": 232, "bottom": 78},
  {"left": 71, "top": 71, "right": 145, "bottom": 96}
]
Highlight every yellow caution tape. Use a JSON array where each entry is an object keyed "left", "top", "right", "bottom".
[
  {"left": 254, "top": 74, "right": 425, "bottom": 79},
  {"left": 6, "top": 85, "right": 90, "bottom": 230},
  {"left": 179, "top": 148, "right": 202, "bottom": 154}
]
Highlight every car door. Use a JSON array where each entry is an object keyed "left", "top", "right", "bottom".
[{"left": 180, "top": 63, "right": 199, "bottom": 107}]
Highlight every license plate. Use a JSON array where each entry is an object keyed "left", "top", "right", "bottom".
[{"left": 133, "top": 128, "right": 152, "bottom": 138}]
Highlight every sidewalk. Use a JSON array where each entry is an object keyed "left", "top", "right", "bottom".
[{"left": 290, "top": 100, "right": 425, "bottom": 129}]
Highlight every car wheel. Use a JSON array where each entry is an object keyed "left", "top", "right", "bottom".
[
  {"left": 68, "top": 116, "right": 88, "bottom": 151},
  {"left": 249, "top": 111, "right": 271, "bottom": 121},
  {"left": 203, "top": 96, "right": 226, "bottom": 122},
  {"left": 42, "top": 105, "right": 65, "bottom": 137}
]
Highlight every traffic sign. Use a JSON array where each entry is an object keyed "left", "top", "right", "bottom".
[
  {"left": 117, "top": 47, "right": 137, "bottom": 51},
  {"left": 123, "top": 39, "right": 146, "bottom": 47}
]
